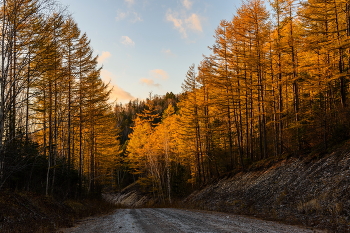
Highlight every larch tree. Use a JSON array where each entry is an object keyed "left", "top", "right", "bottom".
[
  {"left": 178, "top": 64, "right": 205, "bottom": 185},
  {"left": 0, "top": 0, "right": 56, "bottom": 189},
  {"left": 60, "top": 16, "right": 80, "bottom": 171}
]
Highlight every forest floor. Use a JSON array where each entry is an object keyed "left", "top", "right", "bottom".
[{"left": 0, "top": 190, "right": 116, "bottom": 233}]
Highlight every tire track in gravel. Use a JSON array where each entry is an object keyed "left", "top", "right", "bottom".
[{"left": 58, "top": 208, "right": 325, "bottom": 233}]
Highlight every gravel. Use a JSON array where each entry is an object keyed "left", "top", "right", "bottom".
[{"left": 58, "top": 208, "right": 325, "bottom": 233}]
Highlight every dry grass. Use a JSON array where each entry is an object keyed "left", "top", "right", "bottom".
[
  {"left": 0, "top": 190, "right": 117, "bottom": 233},
  {"left": 297, "top": 199, "right": 322, "bottom": 214},
  {"left": 184, "top": 143, "right": 350, "bottom": 232}
]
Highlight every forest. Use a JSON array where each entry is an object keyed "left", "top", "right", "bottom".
[
  {"left": 1, "top": 0, "right": 350, "bottom": 206},
  {"left": 0, "top": 0, "right": 119, "bottom": 198},
  {"left": 116, "top": 0, "right": 350, "bottom": 203}
]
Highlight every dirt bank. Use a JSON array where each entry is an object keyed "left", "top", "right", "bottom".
[
  {"left": 184, "top": 143, "right": 350, "bottom": 232},
  {"left": 103, "top": 182, "right": 156, "bottom": 208},
  {"left": 0, "top": 191, "right": 116, "bottom": 233}
]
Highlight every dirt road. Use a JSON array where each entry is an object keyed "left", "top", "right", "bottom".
[{"left": 59, "top": 208, "right": 323, "bottom": 233}]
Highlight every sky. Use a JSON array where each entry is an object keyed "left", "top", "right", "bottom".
[{"left": 58, "top": 0, "right": 242, "bottom": 104}]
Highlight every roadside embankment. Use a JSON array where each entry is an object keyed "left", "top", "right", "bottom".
[
  {"left": 103, "top": 182, "right": 156, "bottom": 208},
  {"left": 0, "top": 191, "right": 116, "bottom": 233},
  {"left": 184, "top": 143, "right": 350, "bottom": 232}
]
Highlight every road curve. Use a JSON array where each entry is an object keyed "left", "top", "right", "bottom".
[{"left": 58, "top": 208, "right": 323, "bottom": 233}]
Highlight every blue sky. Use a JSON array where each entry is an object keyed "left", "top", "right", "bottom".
[{"left": 59, "top": 0, "right": 242, "bottom": 103}]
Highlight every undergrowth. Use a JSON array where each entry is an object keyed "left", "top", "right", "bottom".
[{"left": 0, "top": 190, "right": 116, "bottom": 233}]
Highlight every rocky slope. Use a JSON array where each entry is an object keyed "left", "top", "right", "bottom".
[
  {"left": 103, "top": 182, "right": 156, "bottom": 208},
  {"left": 184, "top": 143, "right": 350, "bottom": 232}
]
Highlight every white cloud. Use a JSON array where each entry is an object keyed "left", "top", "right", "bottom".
[
  {"left": 182, "top": 0, "right": 193, "bottom": 10},
  {"left": 116, "top": 10, "right": 142, "bottom": 22},
  {"left": 150, "top": 69, "right": 169, "bottom": 80},
  {"left": 140, "top": 78, "right": 161, "bottom": 88},
  {"left": 166, "top": 10, "right": 186, "bottom": 38},
  {"left": 131, "top": 12, "right": 142, "bottom": 22},
  {"left": 121, "top": 36, "right": 135, "bottom": 46},
  {"left": 139, "top": 69, "right": 169, "bottom": 89},
  {"left": 111, "top": 85, "right": 135, "bottom": 101},
  {"left": 100, "top": 69, "right": 114, "bottom": 83},
  {"left": 162, "top": 48, "right": 171, "bottom": 54},
  {"left": 116, "top": 10, "right": 128, "bottom": 21},
  {"left": 125, "top": 0, "right": 134, "bottom": 6},
  {"left": 166, "top": 10, "right": 202, "bottom": 38},
  {"left": 186, "top": 14, "right": 202, "bottom": 32},
  {"left": 162, "top": 48, "right": 175, "bottom": 57},
  {"left": 97, "top": 51, "right": 111, "bottom": 64},
  {"left": 100, "top": 69, "right": 134, "bottom": 101}
]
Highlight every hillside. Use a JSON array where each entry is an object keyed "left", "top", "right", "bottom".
[
  {"left": 0, "top": 192, "right": 116, "bottom": 233},
  {"left": 184, "top": 143, "right": 350, "bottom": 232}
]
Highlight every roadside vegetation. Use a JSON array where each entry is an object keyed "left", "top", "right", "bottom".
[{"left": 0, "top": 190, "right": 116, "bottom": 232}]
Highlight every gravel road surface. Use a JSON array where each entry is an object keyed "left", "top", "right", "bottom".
[{"left": 58, "top": 208, "right": 324, "bottom": 233}]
